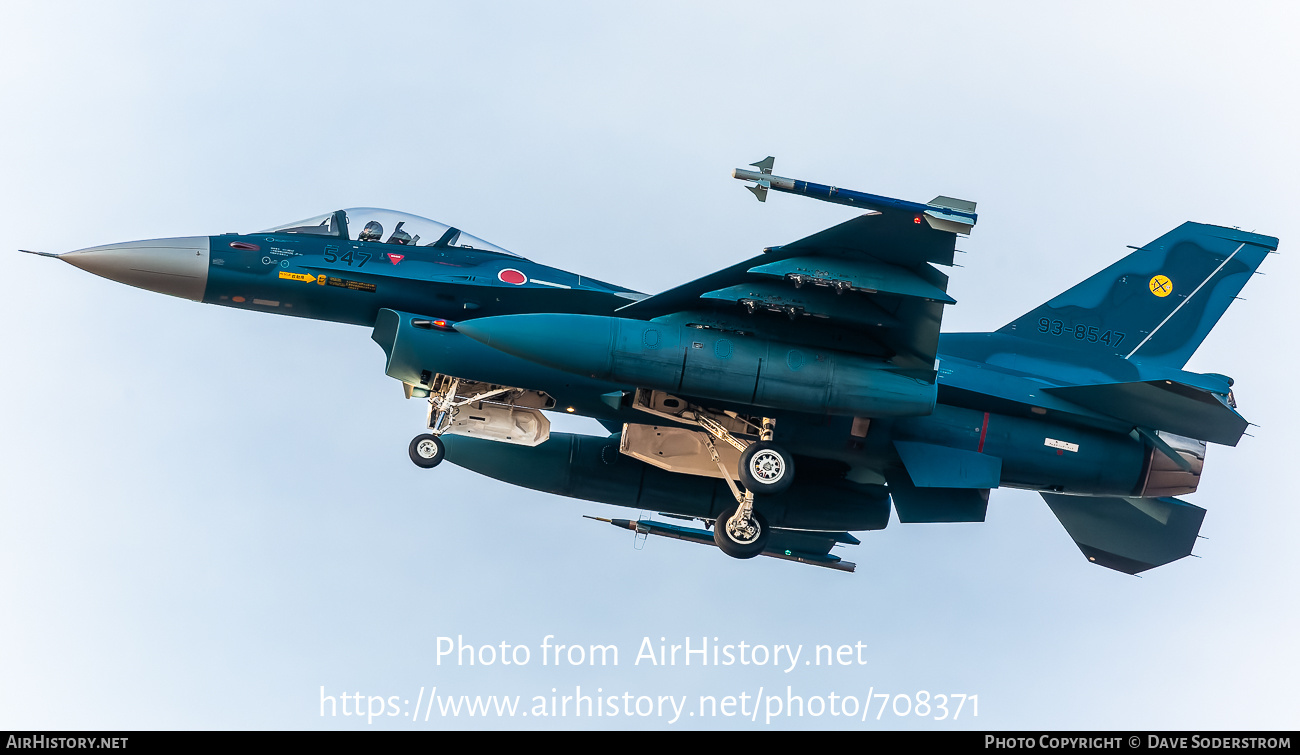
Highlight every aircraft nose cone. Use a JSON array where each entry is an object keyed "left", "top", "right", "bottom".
[{"left": 60, "top": 236, "right": 210, "bottom": 301}]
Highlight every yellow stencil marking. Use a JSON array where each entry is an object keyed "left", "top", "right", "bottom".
[
  {"left": 1149, "top": 274, "right": 1173, "bottom": 298},
  {"left": 278, "top": 271, "right": 316, "bottom": 283}
]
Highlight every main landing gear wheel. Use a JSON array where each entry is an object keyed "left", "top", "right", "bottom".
[
  {"left": 738, "top": 441, "right": 794, "bottom": 495},
  {"left": 712, "top": 505, "right": 771, "bottom": 559},
  {"left": 409, "top": 434, "right": 445, "bottom": 468}
]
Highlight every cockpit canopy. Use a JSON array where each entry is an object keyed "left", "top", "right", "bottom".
[{"left": 259, "top": 208, "right": 523, "bottom": 258}]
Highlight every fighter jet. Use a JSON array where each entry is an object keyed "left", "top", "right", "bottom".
[{"left": 25, "top": 160, "right": 1278, "bottom": 574}]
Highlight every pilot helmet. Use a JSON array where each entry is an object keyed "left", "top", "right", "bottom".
[{"left": 358, "top": 221, "right": 384, "bottom": 242}]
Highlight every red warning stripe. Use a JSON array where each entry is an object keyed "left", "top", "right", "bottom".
[{"left": 977, "top": 412, "right": 990, "bottom": 453}]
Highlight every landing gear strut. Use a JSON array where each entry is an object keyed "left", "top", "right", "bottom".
[
  {"left": 691, "top": 413, "right": 794, "bottom": 497},
  {"left": 700, "top": 414, "right": 787, "bottom": 561}
]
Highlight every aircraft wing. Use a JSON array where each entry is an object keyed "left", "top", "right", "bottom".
[{"left": 616, "top": 211, "right": 960, "bottom": 374}]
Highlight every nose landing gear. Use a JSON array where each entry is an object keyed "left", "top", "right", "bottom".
[
  {"left": 408, "top": 434, "right": 445, "bottom": 468},
  {"left": 405, "top": 374, "right": 556, "bottom": 469}
]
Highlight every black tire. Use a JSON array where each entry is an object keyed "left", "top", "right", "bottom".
[
  {"left": 408, "top": 434, "right": 445, "bottom": 468},
  {"left": 738, "top": 441, "right": 794, "bottom": 495},
  {"left": 712, "top": 505, "right": 771, "bottom": 559}
]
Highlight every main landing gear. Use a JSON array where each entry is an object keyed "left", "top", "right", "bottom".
[
  {"left": 712, "top": 504, "right": 771, "bottom": 559},
  {"left": 627, "top": 391, "right": 795, "bottom": 560},
  {"left": 739, "top": 440, "right": 795, "bottom": 495},
  {"left": 697, "top": 413, "right": 790, "bottom": 560}
]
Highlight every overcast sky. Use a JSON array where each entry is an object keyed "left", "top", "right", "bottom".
[{"left": 2, "top": 1, "right": 1297, "bottom": 730}]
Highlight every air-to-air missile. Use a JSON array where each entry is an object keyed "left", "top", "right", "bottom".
[{"left": 731, "top": 156, "right": 978, "bottom": 234}]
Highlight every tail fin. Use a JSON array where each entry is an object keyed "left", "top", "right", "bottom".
[{"left": 999, "top": 223, "right": 1278, "bottom": 367}]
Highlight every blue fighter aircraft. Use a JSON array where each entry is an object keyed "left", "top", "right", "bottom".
[{"left": 25, "top": 159, "right": 1279, "bottom": 574}]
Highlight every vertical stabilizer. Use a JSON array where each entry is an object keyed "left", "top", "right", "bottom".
[{"left": 999, "top": 223, "right": 1277, "bottom": 368}]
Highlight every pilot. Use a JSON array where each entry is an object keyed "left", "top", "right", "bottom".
[{"left": 358, "top": 221, "right": 384, "bottom": 242}]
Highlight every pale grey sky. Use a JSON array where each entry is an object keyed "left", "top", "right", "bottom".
[{"left": 1, "top": 1, "right": 1297, "bottom": 730}]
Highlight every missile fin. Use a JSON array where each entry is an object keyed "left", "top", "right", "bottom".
[{"left": 928, "top": 195, "right": 977, "bottom": 213}]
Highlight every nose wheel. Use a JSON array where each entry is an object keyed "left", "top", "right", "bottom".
[{"left": 409, "top": 433, "right": 445, "bottom": 468}]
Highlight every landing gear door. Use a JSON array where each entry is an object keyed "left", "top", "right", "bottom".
[{"left": 440, "top": 402, "right": 551, "bottom": 447}]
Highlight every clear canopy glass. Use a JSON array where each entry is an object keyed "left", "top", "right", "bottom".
[
  {"left": 258, "top": 208, "right": 522, "bottom": 258},
  {"left": 261, "top": 211, "right": 341, "bottom": 237}
]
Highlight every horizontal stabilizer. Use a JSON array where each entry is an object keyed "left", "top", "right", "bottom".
[
  {"left": 1044, "top": 379, "right": 1246, "bottom": 446},
  {"left": 887, "top": 472, "right": 990, "bottom": 522},
  {"left": 1041, "top": 493, "right": 1206, "bottom": 574},
  {"left": 894, "top": 441, "right": 1002, "bottom": 488}
]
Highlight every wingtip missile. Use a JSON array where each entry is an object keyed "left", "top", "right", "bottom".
[{"left": 731, "top": 156, "right": 978, "bottom": 234}]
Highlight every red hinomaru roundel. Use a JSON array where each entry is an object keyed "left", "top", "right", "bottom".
[{"left": 498, "top": 268, "right": 528, "bottom": 285}]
